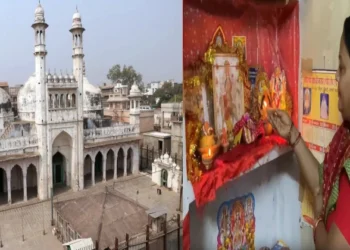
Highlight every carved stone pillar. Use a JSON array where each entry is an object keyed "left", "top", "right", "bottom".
[
  {"left": 124, "top": 151, "right": 127, "bottom": 177},
  {"left": 7, "top": 173, "right": 11, "bottom": 205},
  {"left": 23, "top": 173, "right": 27, "bottom": 202}
]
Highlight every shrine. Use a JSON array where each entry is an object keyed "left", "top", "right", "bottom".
[{"left": 182, "top": 0, "right": 301, "bottom": 249}]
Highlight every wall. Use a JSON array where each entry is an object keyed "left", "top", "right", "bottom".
[
  {"left": 189, "top": 152, "right": 301, "bottom": 250},
  {"left": 300, "top": 0, "right": 350, "bottom": 70},
  {"left": 143, "top": 135, "right": 171, "bottom": 154},
  {"left": 140, "top": 110, "right": 154, "bottom": 133},
  {"left": 171, "top": 121, "right": 183, "bottom": 161}
]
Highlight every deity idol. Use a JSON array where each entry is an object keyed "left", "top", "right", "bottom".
[
  {"left": 218, "top": 206, "right": 232, "bottom": 250},
  {"left": 221, "top": 61, "right": 234, "bottom": 136},
  {"left": 320, "top": 94, "right": 329, "bottom": 120},
  {"left": 231, "top": 201, "right": 245, "bottom": 249},
  {"left": 270, "top": 68, "right": 287, "bottom": 110}
]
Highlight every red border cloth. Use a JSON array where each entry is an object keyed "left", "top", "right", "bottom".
[
  {"left": 192, "top": 135, "right": 287, "bottom": 208},
  {"left": 183, "top": 214, "right": 190, "bottom": 250}
]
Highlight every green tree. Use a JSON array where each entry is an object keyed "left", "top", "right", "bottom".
[
  {"left": 107, "top": 64, "right": 143, "bottom": 91},
  {"left": 152, "top": 82, "right": 183, "bottom": 107}
]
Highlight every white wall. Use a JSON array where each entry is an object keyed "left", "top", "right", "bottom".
[
  {"left": 300, "top": 0, "right": 350, "bottom": 69},
  {"left": 188, "top": 152, "right": 301, "bottom": 250}
]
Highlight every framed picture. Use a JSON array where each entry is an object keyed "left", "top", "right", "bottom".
[{"left": 212, "top": 54, "right": 244, "bottom": 143}]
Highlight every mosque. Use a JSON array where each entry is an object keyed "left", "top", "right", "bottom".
[{"left": 0, "top": 3, "right": 142, "bottom": 205}]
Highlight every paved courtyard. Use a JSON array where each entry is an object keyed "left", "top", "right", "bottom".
[{"left": 0, "top": 173, "right": 181, "bottom": 250}]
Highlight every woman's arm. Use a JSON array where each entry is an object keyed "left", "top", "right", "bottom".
[{"left": 290, "top": 125, "right": 323, "bottom": 214}]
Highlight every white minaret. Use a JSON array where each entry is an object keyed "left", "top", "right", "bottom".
[
  {"left": 70, "top": 8, "right": 85, "bottom": 190},
  {"left": 128, "top": 82, "right": 142, "bottom": 126},
  {"left": 70, "top": 7, "right": 85, "bottom": 121},
  {"left": 32, "top": 2, "right": 48, "bottom": 124},
  {"left": 32, "top": 2, "right": 49, "bottom": 200}
]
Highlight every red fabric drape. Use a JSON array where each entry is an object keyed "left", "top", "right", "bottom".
[
  {"left": 183, "top": 0, "right": 299, "bottom": 125},
  {"left": 193, "top": 135, "right": 287, "bottom": 208},
  {"left": 183, "top": 1, "right": 299, "bottom": 249}
]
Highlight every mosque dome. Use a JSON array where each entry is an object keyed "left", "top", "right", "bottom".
[
  {"left": 34, "top": 3, "right": 45, "bottom": 23},
  {"left": 83, "top": 77, "right": 102, "bottom": 112},
  {"left": 17, "top": 74, "right": 37, "bottom": 121},
  {"left": 17, "top": 73, "right": 102, "bottom": 121},
  {"left": 47, "top": 73, "right": 52, "bottom": 81},
  {"left": 129, "top": 82, "right": 141, "bottom": 97},
  {"left": 73, "top": 12, "right": 81, "bottom": 20}
]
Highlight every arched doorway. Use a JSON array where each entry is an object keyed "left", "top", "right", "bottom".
[
  {"left": 106, "top": 149, "right": 114, "bottom": 180},
  {"left": 127, "top": 148, "right": 133, "bottom": 176},
  {"left": 0, "top": 168, "right": 7, "bottom": 205},
  {"left": 52, "top": 152, "right": 65, "bottom": 186},
  {"left": 161, "top": 169, "right": 168, "bottom": 187},
  {"left": 117, "top": 148, "right": 124, "bottom": 177},
  {"left": 95, "top": 152, "right": 103, "bottom": 183},
  {"left": 11, "top": 165, "right": 23, "bottom": 204},
  {"left": 27, "top": 164, "right": 38, "bottom": 200},
  {"left": 52, "top": 131, "right": 72, "bottom": 190},
  {"left": 83, "top": 155, "right": 92, "bottom": 188}
]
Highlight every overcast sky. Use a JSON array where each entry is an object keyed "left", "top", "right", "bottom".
[{"left": 0, "top": 0, "right": 182, "bottom": 86}]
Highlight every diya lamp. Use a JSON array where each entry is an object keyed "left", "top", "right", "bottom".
[
  {"left": 202, "top": 148, "right": 214, "bottom": 170},
  {"left": 260, "top": 94, "right": 273, "bottom": 136},
  {"left": 199, "top": 122, "right": 220, "bottom": 170}
]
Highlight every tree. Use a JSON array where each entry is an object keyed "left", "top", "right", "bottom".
[
  {"left": 152, "top": 82, "right": 183, "bottom": 107},
  {"left": 107, "top": 64, "right": 143, "bottom": 91}
]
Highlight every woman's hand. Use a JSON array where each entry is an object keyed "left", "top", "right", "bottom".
[{"left": 267, "top": 109, "right": 293, "bottom": 140}]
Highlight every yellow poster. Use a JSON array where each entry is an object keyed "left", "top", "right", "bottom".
[{"left": 301, "top": 70, "right": 341, "bottom": 226}]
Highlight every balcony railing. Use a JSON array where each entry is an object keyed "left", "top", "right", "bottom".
[
  {"left": 83, "top": 124, "right": 139, "bottom": 141},
  {"left": 0, "top": 135, "right": 38, "bottom": 152}
]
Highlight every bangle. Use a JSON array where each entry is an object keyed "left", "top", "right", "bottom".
[
  {"left": 313, "top": 217, "right": 323, "bottom": 243},
  {"left": 291, "top": 132, "right": 301, "bottom": 149}
]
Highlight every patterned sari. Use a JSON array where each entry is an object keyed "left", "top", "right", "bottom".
[{"left": 319, "top": 122, "right": 350, "bottom": 243}]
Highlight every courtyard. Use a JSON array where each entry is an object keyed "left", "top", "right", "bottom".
[{"left": 0, "top": 173, "right": 181, "bottom": 250}]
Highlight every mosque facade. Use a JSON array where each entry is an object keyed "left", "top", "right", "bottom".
[{"left": 0, "top": 3, "right": 142, "bottom": 205}]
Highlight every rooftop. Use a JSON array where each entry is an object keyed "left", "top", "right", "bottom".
[
  {"left": 55, "top": 188, "right": 148, "bottom": 250},
  {"left": 143, "top": 131, "right": 171, "bottom": 138}
]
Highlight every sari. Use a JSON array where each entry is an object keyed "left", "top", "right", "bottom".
[{"left": 320, "top": 122, "right": 350, "bottom": 244}]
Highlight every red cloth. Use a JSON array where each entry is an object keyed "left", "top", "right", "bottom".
[
  {"left": 326, "top": 171, "right": 350, "bottom": 244},
  {"left": 192, "top": 135, "right": 287, "bottom": 208},
  {"left": 183, "top": 214, "right": 190, "bottom": 250},
  {"left": 183, "top": 0, "right": 300, "bottom": 126}
]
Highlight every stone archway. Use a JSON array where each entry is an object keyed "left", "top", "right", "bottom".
[
  {"left": 106, "top": 149, "right": 114, "bottom": 181},
  {"left": 11, "top": 165, "right": 23, "bottom": 204},
  {"left": 83, "top": 155, "right": 93, "bottom": 188},
  {"left": 27, "top": 164, "right": 38, "bottom": 200},
  {"left": 117, "top": 148, "right": 124, "bottom": 177},
  {"left": 52, "top": 152, "right": 66, "bottom": 186},
  {"left": 95, "top": 152, "right": 103, "bottom": 183},
  {"left": 52, "top": 131, "right": 72, "bottom": 190},
  {"left": 0, "top": 168, "right": 7, "bottom": 205},
  {"left": 161, "top": 169, "right": 168, "bottom": 187},
  {"left": 127, "top": 148, "right": 133, "bottom": 175}
]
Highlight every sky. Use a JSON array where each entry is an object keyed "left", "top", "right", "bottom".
[{"left": 0, "top": 0, "right": 182, "bottom": 86}]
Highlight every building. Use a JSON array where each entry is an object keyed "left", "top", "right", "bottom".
[
  {"left": 54, "top": 188, "right": 149, "bottom": 249},
  {"left": 9, "top": 85, "right": 21, "bottom": 116},
  {"left": 154, "top": 102, "right": 183, "bottom": 132},
  {"left": 104, "top": 83, "right": 154, "bottom": 133},
  {"left": 0, "top": 82, "right": 9, "bottom": 93},
  {"left": 0, "top": 3, "right": 141, "bottom": 206},
  {"left": 151, "top": 152, "right": 182, "bottom": 193}
]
